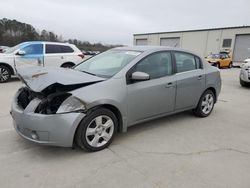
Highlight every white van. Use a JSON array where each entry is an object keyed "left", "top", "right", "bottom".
[{"left": 0, "top": 41, "right": 85, "bottom": 83}]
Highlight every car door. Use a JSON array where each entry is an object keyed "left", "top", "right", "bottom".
[
  {"left": 224, "top": 54, "right": 231, "bottom": 66},
  {"left": 127, "top": 51, "right": 176, "bottom": 125},
  {"left": 44, "top": 44, "right": 63, "bottom": 67},
  {"left": 15, "top": 43, "right": 44, "bottom": 67},
  {"left": 174, "top": 51, "right": 205, "bottom": 110}
]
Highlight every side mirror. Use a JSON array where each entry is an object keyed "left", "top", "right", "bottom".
[
  {"left": 16, "top": 50, "right": 26, "bottom": 56},
  {"left": 131, "top": 71, "right": 150, "bottom": 81}
]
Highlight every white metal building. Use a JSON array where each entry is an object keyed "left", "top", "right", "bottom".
[{"left": 134, "top": 26, "right": 250, "bottom": 63}]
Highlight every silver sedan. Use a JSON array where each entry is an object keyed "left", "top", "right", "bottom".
[{"left": 11, "top": 46, "right": 221, "bottom": 151}]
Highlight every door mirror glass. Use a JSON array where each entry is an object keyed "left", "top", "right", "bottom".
[
  {"left": 16, "top": 50, "right": 26, "bottom": 56},
  {"left": 131, "top": 71, "right": 150, "bottom": 81}
]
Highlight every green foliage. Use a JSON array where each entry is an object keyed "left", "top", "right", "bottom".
[{"left": 0, "top": 18, "right": 122, "bottom": 52}]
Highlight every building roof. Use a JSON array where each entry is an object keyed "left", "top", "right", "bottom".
[{"left": 134, "top": 26, "right": 250, "bottom": 36}]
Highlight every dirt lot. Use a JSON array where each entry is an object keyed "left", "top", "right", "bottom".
[{"left": 0, "top": 68, "right": 250, "bottom": 188}]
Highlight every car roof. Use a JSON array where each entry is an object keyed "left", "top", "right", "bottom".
[
  {"left": 113, "top": 46, "right": 200, "bottom": 56},
  {"left": 19, "top": 41, "right": 73, "bottom": 46}
]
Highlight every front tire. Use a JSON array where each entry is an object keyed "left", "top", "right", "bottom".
[
  {"left": 193, "top": 90, "right": 215, "bottom": 117},
  {"left": 75, "top": 108, "right": 118, "bottom": 152},
  {"left": 0, "top": 65, "right": 11, "bottom": 83}
]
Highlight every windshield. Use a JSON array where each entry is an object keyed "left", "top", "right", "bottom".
[
  {"left": 74, "top": 50, "right": 141, "bottom": 78},
  {"left": 207, "top": 54, "right": 220, "bottom": 59},
  {"left": 4, "top": 43, "right": 23, "bottom": 54},
  {"left": 4, "top": 42, "right": 26, "bottom": 54}
]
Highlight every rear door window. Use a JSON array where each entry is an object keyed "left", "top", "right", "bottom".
[
  {"left": 46, "top": 44, "right": 61, "bottom": 54},
  {"left": 174, "top": 52, "right": 198, "bottom": 73},
  {"left": 45, "top": 45, "right": 74, "bottom": 54},
  {"left": 61, "top": 45, "right": 74, "bottom": 53}
]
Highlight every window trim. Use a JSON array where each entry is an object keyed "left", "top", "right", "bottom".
[
  {"left": 171, "top": 50, "right": 203, "bottom": 74},
  {"left": 126, "top": 50, "right": 174, "bottom": 84}
]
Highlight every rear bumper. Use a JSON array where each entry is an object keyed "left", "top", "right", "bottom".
[{"left": 11, "top": 90, "right": 85, "bottom": 147}]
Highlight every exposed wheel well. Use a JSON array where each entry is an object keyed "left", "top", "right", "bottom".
[
  {"left": 0, "top": 63, "right": 15, "bottom": 75},
  {"left": 205, "top": 87, "right": 217, "bottom": 102},
  {"left": 98, "top": 104, "right": 123, "bottom": 133},
  {"left": 61, "top": 62, "right": 75, "bottom": 68}
]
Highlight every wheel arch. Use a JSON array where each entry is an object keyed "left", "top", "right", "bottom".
[
  {"left": 0, "top": 62, "right": 15, "bottom": 75},
  {"left": 204, "top": 87, "right": 217, "bottom": 103},
  {"left": 93, "top": 104, "right": 123, "bottom": 133},
  {"left": 61, "top": 62, "right": 75, "bottom": 67}
]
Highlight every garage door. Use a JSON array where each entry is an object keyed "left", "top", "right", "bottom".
[
  {"left": 160, "top": 37, "right": 180, "bottom": 47},
  {"left": 233, "top": 35, "right": 250, "bottom": 62},
  {"left": 136, "top": 39, "right": 147, "bottom": 46}
]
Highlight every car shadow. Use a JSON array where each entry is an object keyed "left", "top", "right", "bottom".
[
  {"left": 8, "top": 77, "right": 20, "bottom": 83},
  {"left": 14, "top": 110, "right": 199, "bottom": 158}
]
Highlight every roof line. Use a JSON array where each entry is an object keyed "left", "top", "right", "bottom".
[{"left": 134, "top": 26, "right": 250, "bottom": 36}]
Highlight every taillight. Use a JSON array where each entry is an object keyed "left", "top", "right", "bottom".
[{"left": 78, "top": 54, "right": 85, "bottom": 59}]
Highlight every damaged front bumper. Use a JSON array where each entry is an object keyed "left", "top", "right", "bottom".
[{"left": 11, "top": 89, "right": 86, "bottom": 147}]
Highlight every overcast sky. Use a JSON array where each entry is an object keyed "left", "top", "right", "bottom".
[{"left": 0, "top": 0, "right": 250, "bottom": 45}]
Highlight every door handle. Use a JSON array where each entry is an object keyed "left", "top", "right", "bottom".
[
  {"left": 198, "top": 75, "right": 203, "bottom": 80},
  {"left": 166, "top": 82, "right": 174, "bottom": 88}
]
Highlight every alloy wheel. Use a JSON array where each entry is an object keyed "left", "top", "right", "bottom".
[
  {"left": 0, "top": 67, "right": 10, "bottom": 82},
  {"left": 85, "top": 115, "right": 114, "bottom": 148},
  {"left": 201, "top": 93, "right": 214, "bottom": 115}
]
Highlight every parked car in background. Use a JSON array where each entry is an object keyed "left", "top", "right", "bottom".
[
  {"left": 0, "top": 46, "right": 9, "bottom": 53},
  {"left": 11, "top": 46, "right": 221, "bottom": 151},
  {"left": 244, "top": 58, "right": 250, "bottom": 64},
  {"left": 0, "top": 41, "right": 84, "bottom": 83},
  {"left": 206, "top": 53, "right": 233, "bottom": 68},
  {"left": 240, "top": 58, "right": 250, "bottom": 87}
]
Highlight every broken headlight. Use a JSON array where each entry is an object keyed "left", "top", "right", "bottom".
[{"left": 56, "top": 96, "right": 86, "bottom": 114}]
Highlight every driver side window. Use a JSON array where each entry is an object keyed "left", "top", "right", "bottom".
[
  {"left": 21, "top": 44, "right": 43, "bottom": 55},
  {"left": 134, "top": 51, "right": 173, "bottom": 79}
]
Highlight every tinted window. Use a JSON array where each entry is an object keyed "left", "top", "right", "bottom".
[
  {"left": 174, "top": 52, "right": 197, "bottom": 73},
  {"left": 61, "top": 45, "right": 74, "bottom": 53},
  {"left": 45, "top": 44, "right": 74, "bottom": 54},
  {"left": 22, "top": 44, "right": 43, "bottom": 55},
  {"left": 46, "top": 44, "right": 61, "bottom": 53},
  {"left": 222, "top": 39, "right": 232, "bottom": 48},
  {"left": 134, "top": 52, "right": 172, "bottom": 79}
]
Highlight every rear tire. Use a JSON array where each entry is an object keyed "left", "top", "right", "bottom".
[
  {"left": 0, "top": 65, "right": 11, "bottom": 83},
  {"left": 193, "top": 90, "right": 215, "bottom": 117},
  {"left": 75, "top": 108, "right": 118, "bottom": 152},
  {"left": 228, "top": 62, "right": 233, "bottom": 68}
]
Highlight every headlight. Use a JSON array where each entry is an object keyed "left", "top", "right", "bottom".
[{"left": 57, "top": 96, "right": 86, "bottom": 114}]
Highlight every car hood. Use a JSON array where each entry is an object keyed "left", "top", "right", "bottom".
[
  {"left": 0, "top": 53, "right": 14, "bottom": 59},
  {"left": 17, "top": 66, "right": 106, "bottom": 93}
]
